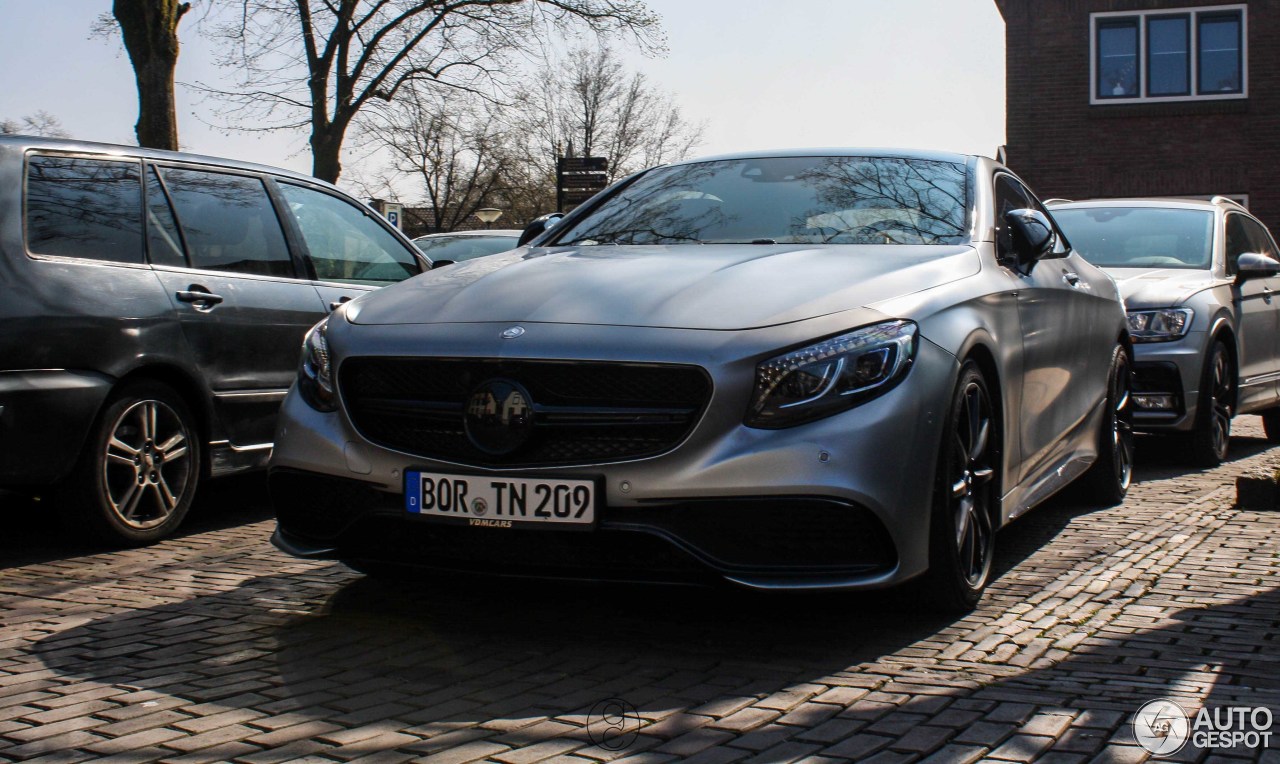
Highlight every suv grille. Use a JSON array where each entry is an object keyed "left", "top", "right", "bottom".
[{"left": 340, "top": 358, "right": 712, "bottom": 467}]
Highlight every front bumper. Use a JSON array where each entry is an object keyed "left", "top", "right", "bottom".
[
  {"left": 0, "top": 369, "right": 113, "bottom": 485},
  {"left": 269, "top": 326, "right": 959, "bottom": 590},
  {"left": 1130, "top": 332, "right": 1205, "bottom": 432}
]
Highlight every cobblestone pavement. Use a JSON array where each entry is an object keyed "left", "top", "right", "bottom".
[{"left": 2, "top": 420, "right": 1279, "bottom": 764}]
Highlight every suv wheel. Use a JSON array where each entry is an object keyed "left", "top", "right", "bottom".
[
  {"left": 1188, "top": 340, "right": 1233, "bottom": 467},
  {"left": 60, "top": 381, "right": 201, "bottom": 546}
]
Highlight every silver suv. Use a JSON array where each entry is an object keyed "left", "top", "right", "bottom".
[{"left": 1050, "top": 197, "right": 1280, "bottom": 465}]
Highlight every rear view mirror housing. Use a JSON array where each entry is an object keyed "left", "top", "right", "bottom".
[
  {"left": 1005, "top": 208, "right": 1057, "bottom": 268},
  {"left": 1235, "top": 252, "right": 1280, "bottom": 282},
  {"left": 518, "top": 212, "right": 565, "bottom": 247}
]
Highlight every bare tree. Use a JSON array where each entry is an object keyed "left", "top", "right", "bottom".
[
  {"left": 362, "top": 88, "right": 509, "bottom": 232},
  {"left": 506, "top": 44, "right": 703, "bottom": 187},
  {"left": 205, "top": 0, "right": 662, "bottom": 183},
  {"left": 111, "top": 0, "right": 192, "bottom": 150},
  {"left": 0, "top": 112, "right": 71, "bottom": 138}
]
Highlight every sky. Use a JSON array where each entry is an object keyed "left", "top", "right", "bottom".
[{"left": 0, "top": 0, "right": 1007, "bottom": 200}]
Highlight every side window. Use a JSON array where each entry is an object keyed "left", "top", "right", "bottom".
[
  {"left": 25, "top": 155, "right": 143, "bottom": 263},
  {"left": 160, "top": 167, "right": 294, "bottom": 278},
  {"left": 144, "top": 165, "right": 186, "bottom": 268},
  {"left": 993, "top": 174, "right": 1034, "bottom": 259},
  {"left": 1223, "top": 213, "right": 1275, "bottom": 271},
  {"left": 278, "top": 183, "right": 422, "bottom": 285}
]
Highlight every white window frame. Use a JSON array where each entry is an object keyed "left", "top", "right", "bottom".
[{"left": 1090, "top": 4, "right": 1247, "bottom": 105}]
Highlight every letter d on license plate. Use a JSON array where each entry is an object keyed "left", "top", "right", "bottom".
[{"left": 405, "top": 470, "right": 596, "bottom": 530}]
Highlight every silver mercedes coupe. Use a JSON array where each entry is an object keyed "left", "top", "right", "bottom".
[{"left": 270, "top": 149, "right": 1131, "bottom": 610}]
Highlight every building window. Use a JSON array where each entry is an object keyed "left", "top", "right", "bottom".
[{"left": 1091, "top": 5, "right": 1245, "bottom": 104}]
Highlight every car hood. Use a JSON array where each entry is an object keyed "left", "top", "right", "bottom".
[
  {"left": 1104, "top": 267, "right": 1219, "bottom": 308},
  {"left": 348, "top": 244, "right": 981, "bottom": 330}
]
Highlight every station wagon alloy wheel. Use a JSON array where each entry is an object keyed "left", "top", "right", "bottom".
[
  {"left": 102, "top": 399, "right": 194, "bottom": 530},
  {"left": 60, "top": 381, "right": 202, "bottom": 546}
]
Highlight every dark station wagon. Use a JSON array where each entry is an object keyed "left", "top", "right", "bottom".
[{"left": 0, "top": 135, "right": 427, "bottom": 545}]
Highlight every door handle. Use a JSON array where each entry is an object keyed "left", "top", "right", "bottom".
[
  {"left": 1063, "top": 271, "right": 1081, "bottom": 287},
  {"left": 175, "top": 288, "right": 224, "bottom": 307},
  {"left": 329, "top": 296, "right": 353, "bottom": 311}
]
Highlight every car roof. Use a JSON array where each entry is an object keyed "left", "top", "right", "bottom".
[
  {"left": 665, "top": 147, "right": 978, "bottom": 167},
  {"left": 414, "top": 230, "right": 522, "bottom": 239},
  {"left": 1048, "top": 197, "right": 1239, "bottom": 212},
  {"left": 0, "top": 134, "right": 334, "bottom": 190}
]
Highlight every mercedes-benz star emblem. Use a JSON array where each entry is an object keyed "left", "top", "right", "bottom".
[
  {"left": 500, "top": 326, "right": 525, "bottom": 339},
  {"left": 464, "top": 379, "right": 535, "bottom": 455}
]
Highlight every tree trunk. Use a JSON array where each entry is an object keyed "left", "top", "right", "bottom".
[
  {"left": 310, "top": 127, "right": 345, "bottom": 184},
  {"left": 114, "top": 0, "right": 189, "bottom": 151}
]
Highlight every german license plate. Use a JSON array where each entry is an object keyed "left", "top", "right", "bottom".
[{"left": 405, "top": 470, "right": 596, "bottom": 529}]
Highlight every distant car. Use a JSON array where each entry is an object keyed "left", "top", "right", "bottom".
[
  {"left": 1050, "top": 197, "right": 1280, "bottom": 465},
  {"left": 412, "top": 230, "right": 522, "bottom": 266},
  {"left": 0, "top": 135, "right": 427, "bottom": 545},
  {"left": 271, "top": 149, "right": 1132, "bottom": 611}
]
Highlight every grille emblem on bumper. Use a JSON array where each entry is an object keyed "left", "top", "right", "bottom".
[{"left": 464, "top": 379, "right": 535, "bottom": 455}]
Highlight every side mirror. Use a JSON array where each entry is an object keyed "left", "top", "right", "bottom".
[
  {"left": 1235, "top": 252, "right": 1280, "bottom": 282},
  {"left": 517, "top": 212, "right": 565, "bottom": 247},
  {"left": 429, "top": 259, "right": 456, "bottom": 269},
  {"left": 1004, "top": 208, "right": 1056, "bottom": 267}
]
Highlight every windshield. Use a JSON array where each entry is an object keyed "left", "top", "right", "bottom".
[
  {"left": 1052, "top": 207, "right": 1215, "bottom": 269},
  {"left": 550, "top": 156, "right": 970, "bottom": 246},
  {"left": 414, "top": 235, "right": 519, "bottom": 261}
]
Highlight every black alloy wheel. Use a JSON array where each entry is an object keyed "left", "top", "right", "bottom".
[
  {"left": 1081, "top": 344, "right": 1134, "bottom": 505},
  {"left": 923, "top": 361, "right": 997, "bottom": 611},
  {"left": 1189, "top": 340, "right": 1234, "bottom": 467}
]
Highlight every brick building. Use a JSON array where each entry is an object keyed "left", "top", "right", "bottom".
[{"left": 994, "top": 0, "right": 1279, "bottom": 229}]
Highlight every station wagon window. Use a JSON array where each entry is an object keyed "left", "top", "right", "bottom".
[
  {"left": 279, "top": 183, "right": 422, "bottom": 285},
  {"left": 144, "top": 166, "right": 186, "bottom": 268},
  {"left": 1091, "top": 5, "right": 1245, "bottom": 104},
  {"left": 160, "top": 167, "right": 294, "bottom": 278},
  {"left": 25, "top": 155, "right": 143, "bottom": 264}
]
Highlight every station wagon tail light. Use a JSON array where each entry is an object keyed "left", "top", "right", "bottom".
[
  {"left": 1127, "top": 308, "right": 1193, "bottom": 343},
  {"left": 298, "top": 316, "right": 338, "bottom": 412},
  {"left": 746, "top": 320, "right": 918, "bottom": 428}
]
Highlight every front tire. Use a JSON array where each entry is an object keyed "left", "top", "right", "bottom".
[
  {"left": 1080, "top": 344, "right": 1134, "bottom": 506},
  {"left": 1188, "top": 340, "right": 1234, "bottom": 467},
  {"left": 59, "top": 381, "right": 201, "bottom": 546},
  {"left": 922, "top": 361, "right": 998, "bottom": 612}
]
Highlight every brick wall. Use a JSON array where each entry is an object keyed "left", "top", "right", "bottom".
[{"left": 996, "top": 0, "right": 1280, "bottom": 230}]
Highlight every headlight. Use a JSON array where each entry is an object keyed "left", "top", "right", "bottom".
[
  {"left": 298, "top": 316, "right": 337, "bottom": 412},
  {"left": 746, "top": 320, "right": 918, "bottom": 428},
  {"left": 1127, "top": 308, "right": 1193, "bottom": 343}
]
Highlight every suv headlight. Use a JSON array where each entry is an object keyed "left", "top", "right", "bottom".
[
  {"left": 298, "top": 316, "right": 337, "bottom": 411},
  {"left": 1127, "top": 308, "right": 1193, "bottom": 343},
  {"left": 746, "top": 320, "right": 918, "bottom": 428}
]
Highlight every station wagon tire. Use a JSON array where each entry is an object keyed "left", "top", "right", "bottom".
[
  {"left": 1188, "top": 340, "right": 1234, "bottom": 467},
  {"left": 1080, "top": 344, "right": 1134, "bottom": 506},
  {"left": 921, "top": 361, "right": 997, "bottom": 612},
  {"left": 59, "top": 381, "right": 200, "bottom": 547}
]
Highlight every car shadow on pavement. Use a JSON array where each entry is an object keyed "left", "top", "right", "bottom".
[{"left": 0, "top": 473, "right": 274, "bottom": 570}]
